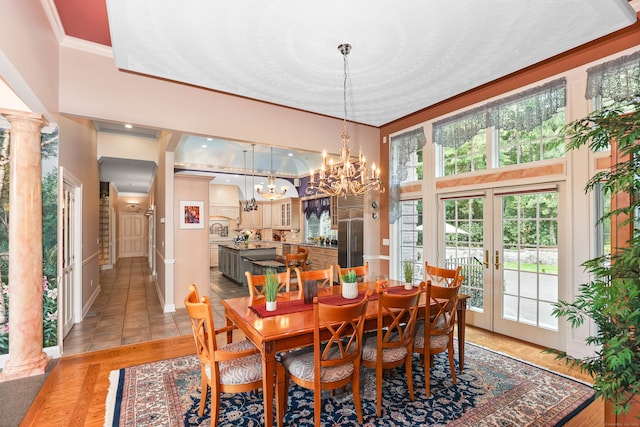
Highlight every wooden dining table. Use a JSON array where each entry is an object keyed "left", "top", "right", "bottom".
[{"left": 221, "top": 280, "right": 469, "bottom": 427}]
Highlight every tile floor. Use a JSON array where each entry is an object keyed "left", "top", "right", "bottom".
[{"left": 62, "top": 257, "right": 249, "bottom": 356}]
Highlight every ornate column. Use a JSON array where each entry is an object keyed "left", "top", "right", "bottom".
[{"left": 0, "top": 110, "right": 48, "bottom": 381}]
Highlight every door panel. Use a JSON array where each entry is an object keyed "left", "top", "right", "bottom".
[{"left": 120, "top": 213, "right": 146, "bottom": 257}]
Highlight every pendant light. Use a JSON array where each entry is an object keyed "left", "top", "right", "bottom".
[{"left": 257, "top": 147, "right": 287, "bottom": 200}]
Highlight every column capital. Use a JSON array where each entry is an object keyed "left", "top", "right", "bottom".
[{"left": 0, "top": 109, "right": 47, "bottom": 129}]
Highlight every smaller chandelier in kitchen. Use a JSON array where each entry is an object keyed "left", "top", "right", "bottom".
[
  {"left": 306, "top": 43, "right": 384, "bottom": 198},
  {"left": 242, "top": 148, "right": 258, "bottom": 212},
  {"left": 256, "top": 147, "right": 287, "bottom": 200}
]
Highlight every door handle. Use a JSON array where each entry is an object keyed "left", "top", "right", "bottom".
[
  {"left": 495, "top": 250, "right": 500, "bottom": 270},
  {"left": 484, "top": 250, "right": 489, "bottom": 269}
]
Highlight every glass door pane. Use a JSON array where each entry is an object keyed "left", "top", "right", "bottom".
[{"left": 494, "top": 190, "right": 560, "bottom": 347}]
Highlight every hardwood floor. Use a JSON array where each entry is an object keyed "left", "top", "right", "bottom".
[{"left": 20, "top": 260, "right": 604, "bottom": 426}]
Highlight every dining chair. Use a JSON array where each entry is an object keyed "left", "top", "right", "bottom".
[
  {"left": 281, "top": 292, "right": 371, "bottom": 425},
  {"left": 295, "top": 266, "right": 334, "bottom": 296},
  {"left": 184, "top": 284, "right": 285, "bottom": 426},
  {"left": 286, "top": 251, "right": 309, "bottom": 293},
  {"left": 413, "top": 278, "right": 462, "bottom": 397},
  {"left": 361, "top": 283, "right": 425, "bottom": 416},
  {"left": 424, "top": 262, "right": 462, "bottom": 287},
  {"left": 245, "top": 269, "right": 292, "bottom": 303},
  {"left": 336, "top": 262, "right": 369, "bottom": 284}
]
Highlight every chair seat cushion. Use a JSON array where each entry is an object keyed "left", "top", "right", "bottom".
[
  {"left": 361, "top": 334, "right": 407, "bottom": 363},
  {"left": 414, "top": 322, "right": 449, "bottom": 349},
  {"left": 282, "top": 346, "right": 354, "bottom": 383},
  {"left": 205, "top": 339, "right": 263, "bottom": 385}
]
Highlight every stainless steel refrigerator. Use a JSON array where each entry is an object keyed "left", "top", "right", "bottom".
[{"left": 338, "top": 207, "right": 364, "bottom": 268}]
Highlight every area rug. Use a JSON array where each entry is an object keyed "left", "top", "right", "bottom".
[{"left": 104, "top": 342, "right": 594, "bottom": 427}]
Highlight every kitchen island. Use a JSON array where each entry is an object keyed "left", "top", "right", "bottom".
[{"left": 218, "top": 244, "right": 278, "bottom": 285}]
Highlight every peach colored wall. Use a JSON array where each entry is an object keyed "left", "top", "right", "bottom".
[
  {"left": 97, "top": 132, "right": 159, "bottom": 163},
  {"left": 173, "top": 175, "right": 211, "bottom": 308},
  {"left": 55, "top": 114, "right": 101, "bottom": 310},
  {"left": 0, "top": 0, "right": 59, "bottom": 117},
  {"left": 57, "top": 46, "right": 380, "bottom": 161}
]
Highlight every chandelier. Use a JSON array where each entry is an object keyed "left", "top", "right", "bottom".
[
  {"left": 306, "top": 43, "right": 384, "bottom": 198},
  {"left": 242, "top": 147, "right": 258, "bottom": 211},
  {"left": 256, "top": 147, "right": 287, "bottom": 200}
]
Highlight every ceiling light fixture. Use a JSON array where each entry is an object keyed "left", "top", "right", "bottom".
[
  {"left": 242, "top": 149, "right": 258, "bottom": 212},
  {"left": 307, "top": 43, "right": 384, "bottom": 198},
  {"left": 257, "top": 147, "right": 287, "bottom": 200}
]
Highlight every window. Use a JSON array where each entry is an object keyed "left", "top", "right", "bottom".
[
  {"left": 304, "top": 211, "right": 333, "bottom": 242},
  {"left": 434, "top": 78, "right": 566, "bottom": 176},
  {"left": 586, "top": 50, "right": 640, "bottom": 112},
  {"left": 594, "top": 183, "right": 611, "bottom": 259},
  {"left": 302, "top": 198, "right": 335, "bottom": 243},
  {"left": 398, "top": 199, "right": 423, "bottom": 284}
]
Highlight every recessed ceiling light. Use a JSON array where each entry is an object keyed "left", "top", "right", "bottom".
[
  {"left": 207, "top": 138, "right": 213, "bottom": 141},
  {"left": 201, "top": 144, "right": 207, "bottom": 148},
  {"left": 288, "top": 153, "right": 293, "bottom": 156},
  {"left": 124, "top": 124, "right": 133, "bottom": 129}
]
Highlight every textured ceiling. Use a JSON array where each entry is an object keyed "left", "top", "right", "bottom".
[{"left": 106, "top": 0, "right": 636, "bottom": 127}]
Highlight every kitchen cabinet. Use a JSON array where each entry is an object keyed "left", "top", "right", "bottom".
[
  {"left": 238, "top": 202, "right": 262, "bottom": 229},
  {"left": 262, "top": 201, "right": 273, "bottom": 227},
  {"left": 307, "top": 246, "right": 338, "bottom": 272},
  {"left": 210, "top": 243, "right": 219, "bottom": 267},
  {"left": 272, "top": 199, "right": 300, "bottom": 230}
]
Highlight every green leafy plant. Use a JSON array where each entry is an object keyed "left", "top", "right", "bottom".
[
  {"left": 551, "top": 98, "right": 640, "bottom": 416},
  {"left": 264, "top": 268, "right": 279, "bottom": 303},
  {"left": 341, "top": 269, "right": 357, "bottom": 283},
  {"left": 403, "top": 260, "right": 414, "bottom": 284}
]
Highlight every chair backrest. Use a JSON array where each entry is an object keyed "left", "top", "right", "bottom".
[
  {"left": 286, "top": 251, "right": 308, "bottom": 271},
  {"left": 296, "top": 266, "right": 334, "bottom": 292},
  {"left": 426, "top": 278, "right": 462, "bottom": 339},
  {"left": 376, "top": 283, "right": 424, "bottom": 352},
  {"left": 424, "top": 262, "right": 462, "bottom": 287},
  {"left": 313, "top": 292, "right": 370, "bottom": 372},
  {"left": 336, "top": 262, "right": 369, "bottom": 284},
  {"left": 184, "top": 284, "right": 217, "bottom": 367},
  {"left": 245, "top": 270, "right": 291, "bottom": 303}
]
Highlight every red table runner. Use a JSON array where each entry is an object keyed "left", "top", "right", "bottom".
[{"left": 249, "top": 286, "right": 418, "bottom": 318}]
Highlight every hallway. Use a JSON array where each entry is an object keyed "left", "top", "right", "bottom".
[{"left": 62, "top": 257, "right": 248, "bottom": 356}]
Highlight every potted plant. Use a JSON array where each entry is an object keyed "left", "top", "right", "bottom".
[
  {"left": 552, "top": 98, "right": 640, "bottom": 421},
  {"left": 341, "top": 269, "right": 359, "bottom": 299},
  {"left": 403, "top": 260, "right": 414, "bottom": 289},
  {"left": 265, "top": 268, "right": 279, "bottom": 311}
]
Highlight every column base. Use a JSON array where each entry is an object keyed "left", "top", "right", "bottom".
[{"left": 0, "top": 352, "right": 49, "bottom": 382}]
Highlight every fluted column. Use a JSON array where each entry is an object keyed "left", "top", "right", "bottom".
[{"left": 0, "top": 110, "right": 48, "bottom": 381}]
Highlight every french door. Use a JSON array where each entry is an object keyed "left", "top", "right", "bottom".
[{"left": 439, "top": 186, "right": 561, "bottom": 348}]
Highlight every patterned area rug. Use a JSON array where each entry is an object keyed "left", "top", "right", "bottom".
[{"left": 104, "top": 342, "right": 594, "bottom": 427}]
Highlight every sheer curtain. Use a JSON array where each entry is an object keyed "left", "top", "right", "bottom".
[
  {"left": 389, "top": 127, "right": 425, "bottom": 224},
  {"left": 586, "top": 49, "right": 640, "bottom": 103},
  {"left": 432, "top": 77, "right": 566, "bottom": 149}
]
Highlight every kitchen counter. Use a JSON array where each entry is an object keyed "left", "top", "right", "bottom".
[
  {"left": 219, "top": 243, "right": 280, "bottom": 251},
  {"left": 218, "top": 245, "right": 277, "bottom": 284},
  {"left": 291, "top": 242, "right": 339, "bottom": 250}
]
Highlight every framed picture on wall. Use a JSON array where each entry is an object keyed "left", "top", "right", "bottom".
[{"left": 180, "top": 200, "right": 204, "bottom": 229}]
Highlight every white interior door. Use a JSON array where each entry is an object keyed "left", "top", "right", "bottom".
[
  {"left": 440, "top": 186, "right": 560, "bottom": 348},
  {"left": 120, "top": 213, "right": 146, "bottom": 258},
  {"left": 61, "top": 183, "right": 75, "bottom": 337}
]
